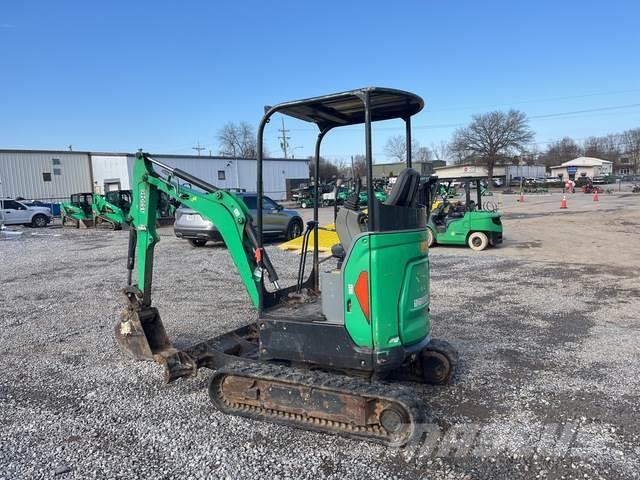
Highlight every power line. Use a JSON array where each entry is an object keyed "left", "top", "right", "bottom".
[{"left": 285, "top": 101, "right": 640, "bottom": 133}]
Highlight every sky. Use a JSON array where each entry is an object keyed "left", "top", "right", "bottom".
[{"left": 1, "top": 0, "right": 639, "bottom": 163}]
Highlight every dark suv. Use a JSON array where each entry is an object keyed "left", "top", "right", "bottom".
[{"left": 174, "top": 192, "right": 303, "bottom": 247}]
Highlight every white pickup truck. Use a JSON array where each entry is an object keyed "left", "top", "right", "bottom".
[{"left": 0, "top": 199, "right": 52, "bottom": 227}]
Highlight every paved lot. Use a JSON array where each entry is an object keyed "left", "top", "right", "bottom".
[{"left": 1, "top": 193, "right": 639, "bottom": 479}]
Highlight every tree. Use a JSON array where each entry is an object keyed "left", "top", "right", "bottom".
[
  {"left": 352, "top": 154, "right": 367, "bottom": 179},
  {"left": 414, "top": 146, "right": 432, "bottom": 163},
  {"left": 430, "top": 141, "right": 451, "bottom": 162},
  {"left": 217, "top": 121, "right": 258, "bottom": 158},
  {"left": 538, "top": 137, "right": 582, "bottom": 169},
  {"left": 383, "top": 135, "right": 430, "bottom": 162},
  {"left": 309, "top": 156, "right": 339, "bottom": 183},
  {"left": 449, "top": 110, "right": 535, "bottom": 182}
]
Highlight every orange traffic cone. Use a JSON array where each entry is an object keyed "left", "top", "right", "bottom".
[
  {"left": 560, "top": 196, "right": 567, "bottom": 209},
  {"left": 518, "top": 193, "right": 524, "bottom": 202},
  {"left": 593, "top": 190, "right": 599, "bottom": 202}
]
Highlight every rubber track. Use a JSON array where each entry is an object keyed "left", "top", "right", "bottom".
[{"left": 208, "top": 360, "right": 426, "bottom": 446}]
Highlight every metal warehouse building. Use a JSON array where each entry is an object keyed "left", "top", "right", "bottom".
[{"left": 0, "top": 149, "right": 309, "bottom": 202}]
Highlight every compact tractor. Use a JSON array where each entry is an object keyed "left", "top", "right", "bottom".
[
  {"left": 114, "top": 88, "right": 457, "bottom": 445},
  {"left": 426, "top": 177, "right": 503, "bottom": 251}
]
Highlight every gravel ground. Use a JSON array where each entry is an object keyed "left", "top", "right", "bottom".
[{"left": 1, "top": 208, "right": 639, "bottom": 479}]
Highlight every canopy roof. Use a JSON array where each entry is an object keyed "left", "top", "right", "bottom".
[{"left": 271, "top": 87, "right": 424, "bottom": 131}]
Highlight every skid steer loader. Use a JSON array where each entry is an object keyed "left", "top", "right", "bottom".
[{"left": 114, "top": 87, "right": 458, "bottom": 446}]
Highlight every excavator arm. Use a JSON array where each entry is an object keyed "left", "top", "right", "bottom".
[{"left": 115, "top": 151, "right": 279, "bottom": 381}]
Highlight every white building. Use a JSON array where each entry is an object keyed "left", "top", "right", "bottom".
[
  {"left": 434, "top": 164, "right": 545, "bottom": 182},
  {"left": 0, "top": 149, "right": 309, "bottom": 202},
  {"left": 549, "top": 157, "right": 613, "bottom": 181}
]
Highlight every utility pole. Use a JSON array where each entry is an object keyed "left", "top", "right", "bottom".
[
  {"left": 278, "top": 117, "right": 290, "bottom": 159},
  {"left": 192, "top": 141, "right": 206, "bottom": 156}
]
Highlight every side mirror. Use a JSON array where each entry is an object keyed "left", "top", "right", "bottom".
[{"left": 276, "top": 204, "right": 284, "bottom": 211}]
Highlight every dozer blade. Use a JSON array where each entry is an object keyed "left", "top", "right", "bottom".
[{"left": 115, "top": 306, "right": 197, "bottom": 383}]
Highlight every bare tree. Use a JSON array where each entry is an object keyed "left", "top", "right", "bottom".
[
  {"left": 384, "top": 135, "right": 430, "bottom": 163},
  {"left": 430, "top": 141, "right": 451, "bottom": 162},
  {"left": 217, "top": 121, "right": 258, "bottom": 158},
  {"left": 414, "top": 146, "right": 432, "bottom": 162},
  {"left": 538, "top": 137, "right": 582, "bottom": 168},
  {"left": 309, "top": 156, "right": 339, "bottom": 183},
  {"left": 384, "top": 135, "right": 410, "bottom": 162},
  {"left": 449, "top": 110, "right": 535, "bottom": 181},
  {"left": 352, "top": 154, "right": 367, "bottom": 179}
]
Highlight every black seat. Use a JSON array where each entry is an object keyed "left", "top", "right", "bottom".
[{"left": 384, "top": 168, "right": 420, "bottom": 207}]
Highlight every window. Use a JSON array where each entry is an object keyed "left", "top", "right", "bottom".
[
  {"left": 52, "top": 158, "right": 61, "bottom": 165},
  {"left": 263, "top": 197, "right": 279, "bottom": 210},
  {"left": 53, "top": 168, "right": 61, "bottom": 176},
  {"left": 42, "top": 172, "right": 52, "bottom": 182},
  {"left": 619, "top": 168, "right": 630, "bottom": 175},
  {"left": 2, "top": 200, "right": 24, "bottom": 210},
  {"left": 241, "top": 195, "right": 257, "bottom": 209},
  {"left": 218, "top": 170, "right": 226, "bottom": 180}
]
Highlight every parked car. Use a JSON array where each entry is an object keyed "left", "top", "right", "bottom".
[
  {"left": 0, "top": 198, "right": 52, "bottom": 227},
  {"left": 174, "top": 192, "right": 304, "bottom": 247},
  {"left": 491, "top": 178, "right": 504, "bottom": 187},
  {"left": 509, "top": 176, "right": 524, "bottom": 187},
  {"left": 592, "top": 176, "right": 606, "bottom": 184},
  {"left": 575, "top": 176, "right": 592, "bottom": 187}
]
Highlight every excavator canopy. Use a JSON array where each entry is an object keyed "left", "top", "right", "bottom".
[{"left": 271, "top": 87, "right": 424, "bottom": 131}]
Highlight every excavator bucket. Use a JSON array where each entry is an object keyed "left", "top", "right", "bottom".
[{"left": 115, "top": 306, "right": 197, "bottom": 383}]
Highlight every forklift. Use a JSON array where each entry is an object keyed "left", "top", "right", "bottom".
[
  {"left": 426, "top": 177, "right": 503, "bottom": 251},
  {"left": 114, "top": 87, "right": 457, "bottom": 446}
]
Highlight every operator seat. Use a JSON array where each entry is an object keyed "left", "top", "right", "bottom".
[
  {"left": 384, "top": 168, "right": 420, "bottom": 207},
  {"left": 332, "top": 168, "right": 421, "bottom": 262}
]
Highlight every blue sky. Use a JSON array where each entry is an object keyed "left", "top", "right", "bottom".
[{"left": 1, "top": 0, "right": 639, "bottom": 162}]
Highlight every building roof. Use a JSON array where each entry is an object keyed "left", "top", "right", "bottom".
[
  {"left": 0, "top": 148, "right": 308, "bottom": 162},
  {"left": 559, "top": 157, "right": 613, "bottom": 167}
]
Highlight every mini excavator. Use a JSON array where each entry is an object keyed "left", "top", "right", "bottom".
[{"left": 115, "top": 88, "right": 457, "bottom": 446}]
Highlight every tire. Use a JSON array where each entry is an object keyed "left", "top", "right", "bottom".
[
  {"left": 426, "top": 227, "right": 435, "bottom": 248},
  {"left": 31, "top": 214, "right": 48, "bottom": 228},
  {"left": 285, "top": 219, "right": 303, "bottom": 240},
  {"left": 301, "top": 201, "right": 308, "bottom": 209},
  {"left": 467, "top": 231, "right": 489, "bottom": 251},
  {"left": 189, "top": 239, "right": 208, "bottom": 247}
]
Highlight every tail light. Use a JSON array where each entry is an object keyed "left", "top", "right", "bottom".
[{"left": 354, "top": 271, "right": 370, "bottom": 323}]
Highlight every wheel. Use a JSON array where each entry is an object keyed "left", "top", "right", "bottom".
[
  {"left": 322, "top": 200, "right": 329, "bottom": 207},
  {"left": 467, "top": 231, "right": 489, "bottom": 251},
  {"left": 426, "top": 227, "right": 435, "bottom": 248},
  {"left": 285, "top": 219, "right": 303, "bottom": 240},
  {"left": 31, "top": 214, "right": 48, "bottom": 228},
  {"left": 189, "top": 239, "right": 207, "bottom": 247},
  {"left": 421, "top": 339, "right": 458, "bottom": 385},
  {"left": 301, "top": 201, "right": 308, "bottom": 209},
  {"left": 379, "top": 405, "right": 410, "bottom": 436}
]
